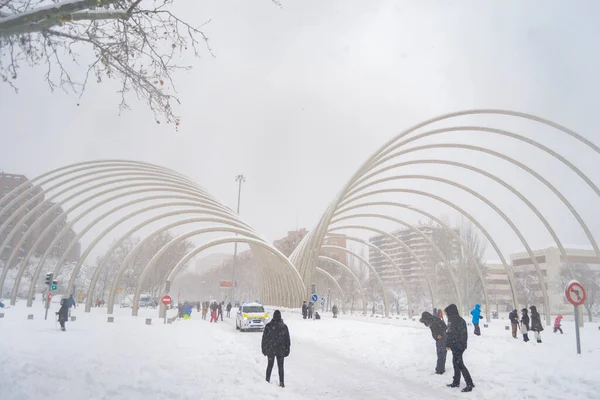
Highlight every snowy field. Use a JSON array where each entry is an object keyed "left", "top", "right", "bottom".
[{"left": 1, "top": 302, "right": 599, "bottom": 400}]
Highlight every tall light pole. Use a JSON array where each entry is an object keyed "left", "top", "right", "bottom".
[{"left": 231, "top": 174, "right": 245, "bottom": 303}]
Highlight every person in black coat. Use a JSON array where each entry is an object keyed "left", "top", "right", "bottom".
[
  {"left": 529, "top": 305, "right": 544, "bottom": 343},
  {"left": 520, "top": 308, "right": 530, "bottom": 342},
  {"left": 419, "top": 311, "right": 447, "bottom": 374},
  {"left": 444, "top": 304, "right": 474, "bottom": 392},
  {"left": 261, "top": 310, "right": 291, "bottom": 388},
  {"left": 301, "top": 301, "right": 308, "bottom": 319},
  {"left": 56, "top": 298, "right": 69, "bottom": 331}
]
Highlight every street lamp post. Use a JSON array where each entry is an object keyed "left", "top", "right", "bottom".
[{"left": 231, "top": 174, "right": 245, "bottom": 302}]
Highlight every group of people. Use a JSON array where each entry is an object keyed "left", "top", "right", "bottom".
[
  {"left": 420, "top": 304, "right": 475, "bottom": 393},
  {"left": 508, "top": 306, "right": 545, "bottom": 343},
  {"left": 301, "top": 300, "right": 328, "bottom": 320}
]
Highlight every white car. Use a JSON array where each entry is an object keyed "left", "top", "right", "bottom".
[{"left": 236, "top": 303, "right": 269, "bottom": 332}]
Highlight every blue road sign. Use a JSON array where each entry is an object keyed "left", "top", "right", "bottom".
[{"left": 311, "top": 294, "right": 318, "bottom": 302}]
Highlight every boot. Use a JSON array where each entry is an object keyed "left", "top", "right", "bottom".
[
  {"left": 462, "top": 385, "right": 474, "bottom": 392},
  {"left": 279, "top": 383, "right": 285, "bottom": 388},
  {"left": 447, "top": 382, "right": 460, "bottom": 388}
]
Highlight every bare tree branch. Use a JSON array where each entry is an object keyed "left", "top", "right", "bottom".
[{"left": 0, "top": 0, "right": 214, "bottom": 124}]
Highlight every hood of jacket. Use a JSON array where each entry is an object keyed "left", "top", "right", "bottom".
[
  {"left": 272, "top": 310, "right": 282, "bottom": 321},
  {"left": 530, "top": 305, "right": 538, "bottom": 313},
  {"left": 474, "top": 304, "right": 481, "bottom": 310},
  {"left": 419, "top": 311, "right": 434, "bottom": 325},
  {"left": 445, "top": 303, "right": 459, "bottom": 317}
]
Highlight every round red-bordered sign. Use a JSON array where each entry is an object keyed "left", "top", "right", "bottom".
[
  {"left": 565, "top": 280, "right": 586, "bottom": 306},
  {"left": 161, "top": 295, "right": 172, "bottom": 305}
]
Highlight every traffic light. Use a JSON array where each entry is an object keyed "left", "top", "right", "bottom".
[
  {"left": 45, "top": 272, "right": 53, "bottom": 286},
  {"left": 51, "top": 280, "right": 57, "bottom": 291}
]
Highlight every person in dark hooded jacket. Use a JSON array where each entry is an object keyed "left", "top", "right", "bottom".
[
  {"left": 56, "top": 298, "right": 69, "bottom": 331},
  {"left": 301, "top": 301, "right": 308, "bottom": 319},
  {"left": 419, "top": 311, "right": 447, "bottom": 374},
  {"left": 261, "top": 310, "right": 290, "bottom": 388},
  {"left": 444, "top": 304, "right": 474, "bottom": 392},
  {"left": 529, "top": 305, "right": 543, "bottom": 343}
]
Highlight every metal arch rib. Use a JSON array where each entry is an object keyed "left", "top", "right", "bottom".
[
  {"left": 318, "top": 256, "right": 367, "bottom": 315},
  {"left": 333, "top": 201, "right": 491, "bottom": 322},
  {"left": 340, "top": 174, "right": 551, "bottom": 324},
  {"left": 320, "top": 245, "right": 390, "bottom": 317},
  {"left": 324, "top": 233, "right": 412, "bottom": 316},
  {"left": 329, "top": 213, "right": 463, "bottom": 315}
]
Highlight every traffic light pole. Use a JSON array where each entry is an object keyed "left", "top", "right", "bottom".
[{"left": 44, "top": 286, "right": 50, "bottom": 320}]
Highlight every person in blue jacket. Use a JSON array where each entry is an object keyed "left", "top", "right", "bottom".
[
  {"left": 184, "top": 303, "right": 193, "bottom": 319},
  {"left": 470, "top": 304, "right": 483, "bottom": 336}
]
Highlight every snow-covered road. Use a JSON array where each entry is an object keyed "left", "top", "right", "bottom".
[{"left": 1, "top": 302, "right": 599, "bottom": 399}]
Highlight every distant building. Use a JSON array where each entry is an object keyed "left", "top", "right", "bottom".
[
  {"left": 369, "top": 224, "right": 461, "bottom": 286},
  {"left": 485, "top": 261, "right": 513, "bottom": 310},
  {"left": 0, "top": 172, "right": 80, "bottom": 263},
  {"left": 322, "top": 233, "right": 347, "bottom": 265},
  {"left": 273, "top": 229, "right": 308, "bottom": 257},
  {"left": 510, "top": 246, "right": 600, "bottom": 315}
]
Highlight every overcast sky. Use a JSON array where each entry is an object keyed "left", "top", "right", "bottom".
[{"left": 1, "top": 0, "right": 600, "bottom": 262}]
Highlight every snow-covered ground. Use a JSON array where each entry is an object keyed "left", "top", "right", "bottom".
[{"left": 1, "top": 301, "right": 599, "bottom": 400}]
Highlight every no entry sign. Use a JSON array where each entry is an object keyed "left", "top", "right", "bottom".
[
  {"left": 565, "top": 280, "right": 586, "bottom": 306},
  {"left": 161, "top": 295, "right": 172, "bottom": 305}
]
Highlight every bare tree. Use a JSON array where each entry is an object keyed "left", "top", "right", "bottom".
[
  {"left": 455, "top": 216, "right": 488, "bottom": 310},
  {"left": 0, "top": 0, "right": 213, "bottom": 123}
]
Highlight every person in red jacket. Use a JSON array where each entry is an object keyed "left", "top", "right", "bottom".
[{"left": 554, "top": 315, "right": 563, "bottom": 334}]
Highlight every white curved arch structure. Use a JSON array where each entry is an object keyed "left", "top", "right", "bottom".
[
  {"left": 0, "top": 161, "right": 305, "bottom": 311},
  {"left": 291, "top": 110, "right": 600, "bottom": 325}
]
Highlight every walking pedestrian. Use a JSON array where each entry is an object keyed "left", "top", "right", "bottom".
[
  {"left": 202, "top": 302, "right": 208, "bottom": 320},
  {"left": 308, "top": 302, "right": 314, "bottom": 319},
  {"left": 218, "top": 301, "right": 224, "bottom": 321},
  {"left": 419, "top": 311, "right": 447, "bottom": 374},
  {"left": 56, "top": 298, "right": 69, "bottom": 332},
  {"left": 521, "top": 308, "right": 530, "bottom": 342},
  {"left": 301, "top": 301, "right": 308, "bottom": 319},
  {"left": 261, "top": 310, "right": 290, "bottom": 388},
  {"left": 554, "top": 315, "right": 563, "bottom": 334},
  {"left": 444, "top": 304, "right": 475, "bottom": 392},
  {"left": 529, "top": 305, "right": 544, "bottom": 343},
  {"left": 332, "top": 305, "right": 339, "bottom": 318},
  {"left": 508, "top": 309, "right": 519, "bottom": 339},
  {"left": 196, "top": 302, "right": 200, "bottom": 313},
  {"left": 226, "top": 302, "right": 232, "bottom": 318},
  {"left": 210, "top": 302, "right": 218, "bottom": 323},
  {"left": 470, "top": 304, "right": 482, "bottom": 336}
]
